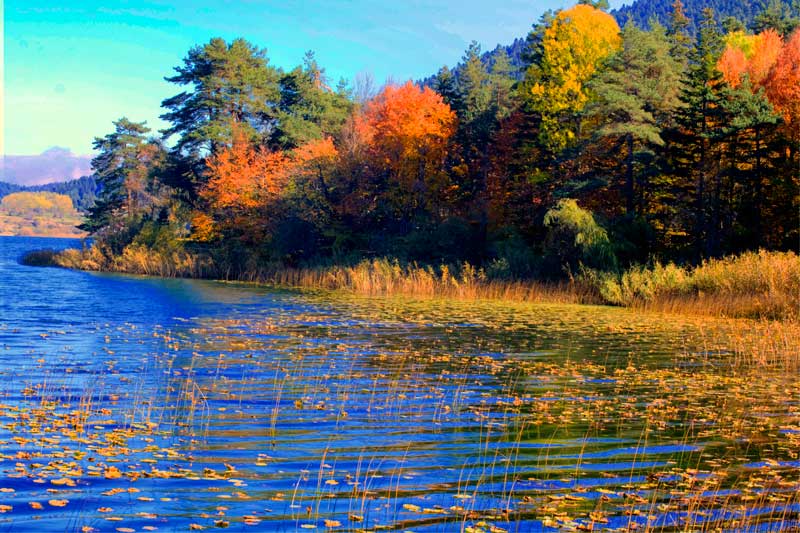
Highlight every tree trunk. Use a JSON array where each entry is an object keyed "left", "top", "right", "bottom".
[{"left": 626, "top": 133, "right": 635, "bottom": 217}]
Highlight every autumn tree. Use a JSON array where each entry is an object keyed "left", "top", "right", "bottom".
[
  {"left": 522, "top": 4, "right": 622, "bottom": 153},
  {"left": 718, "top": 29, "right": 783, "bottom": 87},
  {"left": 765, "top": 29, "right": 800, "bottom": 132},
  {"left": 198, "top": 128, "right": 291, "bottom": 244},
  {"left": 353, "top": 82, "right": 457, "bottom": 228}
]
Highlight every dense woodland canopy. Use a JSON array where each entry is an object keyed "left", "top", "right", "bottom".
[{"left": 80, "top": 0, "right": 800, "bottom": 280}]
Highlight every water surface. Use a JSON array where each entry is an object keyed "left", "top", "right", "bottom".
[{"left": 0, "top": 236, "right": 797, "bottom": 532}]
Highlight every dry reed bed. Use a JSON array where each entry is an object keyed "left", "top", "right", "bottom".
[{"left": 24, "top": 245, "right": 800, "bottom": 320}]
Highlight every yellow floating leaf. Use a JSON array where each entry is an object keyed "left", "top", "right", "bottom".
[{"left": 48, "top": 499, "right": 68, "bottom": 507}]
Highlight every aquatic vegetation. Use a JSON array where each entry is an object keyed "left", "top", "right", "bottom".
[
  {"left": 25, "top": 247, "right": 800, "bottom": 320},
  {"left": 581, "top": 250, "right": 800, "bottom": 319},
  {"left": 0, "top": 291, "right": 798, "bottom": 531}
]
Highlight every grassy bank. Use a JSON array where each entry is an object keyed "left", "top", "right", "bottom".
[{"left": 23, "top": 245, "right": 800, "bottom": 319}]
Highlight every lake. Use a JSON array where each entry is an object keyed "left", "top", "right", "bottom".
[{"left": 0, "top": 236, "right": 797, "bottom": 532}]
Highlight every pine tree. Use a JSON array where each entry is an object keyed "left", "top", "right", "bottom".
[
  {"left": 668, "top": 0, "right": 693, "bottom": 68},
  {"left": 272, "top": 52, "right": 353, "bottom": 150},
  {"left": 432, "top": 66, "right": 462, "bottom": 112},
  {"left": 80, "top": 118, "right": 164, "bottom": 247},
  {"left": 458, "top": 41, "right": 491, "bottom": 126},
  {"left": 160, "top": 38, "right": 281, "bottom": 164},
  {"left": 671, "top": 8, "right": 726, "bottom": 256},
  {"left": 586, "top": 23, "right": 682, "bottom": 217}
]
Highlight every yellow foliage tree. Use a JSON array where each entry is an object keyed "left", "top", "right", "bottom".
[{"left": 524, "top": 4, "right": 621, "bottom": 152}]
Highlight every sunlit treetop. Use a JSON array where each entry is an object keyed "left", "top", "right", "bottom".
[
  {"left": 524, "top": 3, "right": 622, "bottom": 152},
  {"left": 718, "top": 29, "right": 784, "bottom": 88}
]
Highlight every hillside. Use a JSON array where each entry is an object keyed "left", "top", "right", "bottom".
[
  {"left": 0, "top": 191, "right": 86, "bottom": 238},
  {"left": 0, "top": 176, "right": 99, "bottom": 212},
  {"left": 424, "top": 0, "right": 798, "bottom": 86},
  {"left": 614, "top": 0, "right": 799, "bottom": 34}
]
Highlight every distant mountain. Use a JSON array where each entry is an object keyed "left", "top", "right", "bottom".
[
  {"left": 1, "top": 147, "right": 92, "bottom": 186},
  {"left": 0, "top": 176, "right": 99, "bottom": 212}
]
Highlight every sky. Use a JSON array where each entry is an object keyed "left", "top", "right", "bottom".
[{"left": 4, "top": 0, "right": 626, "bottom": 157}]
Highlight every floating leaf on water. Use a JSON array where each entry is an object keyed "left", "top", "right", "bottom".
[{"left": 48, "top": 499, "right": 68, "bottom": 507}]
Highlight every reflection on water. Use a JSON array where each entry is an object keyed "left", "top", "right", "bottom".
[{"left": 0, "top": 236, "right": 798, "bottom": 532}]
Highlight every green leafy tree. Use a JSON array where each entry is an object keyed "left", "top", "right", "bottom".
[{"left": 543, "top": 198, "right": 616, "bottom": 272}]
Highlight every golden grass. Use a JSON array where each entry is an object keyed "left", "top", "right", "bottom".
[
  {"left": 23, "top": 245, "right": 800, "bottom": 320},
  {"left": 584, "top": 250, "right": 800, "bottom": 320}
]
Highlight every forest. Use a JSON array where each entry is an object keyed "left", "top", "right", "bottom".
[{"left": 59, "top": 0, "right": 798, "bottom": 304}]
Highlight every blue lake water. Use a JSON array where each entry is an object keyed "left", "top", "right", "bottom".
[{"left": 0, "top": 236, "right": 797, "bottom": 532}]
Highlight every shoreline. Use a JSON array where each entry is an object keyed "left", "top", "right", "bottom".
[{"left": 20, "top": 245, "right": 800, "bottom": 321}]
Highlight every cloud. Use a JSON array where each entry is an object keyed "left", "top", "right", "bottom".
[{"left": 1, "top": 147, "right": 92, "bottom": 186}]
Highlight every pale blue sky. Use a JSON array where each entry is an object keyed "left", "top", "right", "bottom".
[{"left": 4, "top": 0, "right": 625, "bottom": 156}]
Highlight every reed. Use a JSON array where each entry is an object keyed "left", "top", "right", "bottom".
[
  {"left": 23, "top": 245, "right": 800, "bottom": 319},
  {"left": 581, "top": 250, "right": 800, "bottom": 319}
]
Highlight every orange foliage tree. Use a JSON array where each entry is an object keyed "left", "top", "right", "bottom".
[
  {"left": 196, "top": 128, "right": 341, "bottom": 243},
  {"left": 765, "top": 30, "right": 800, "bottom": 133},
  {"left": 718, "top": 30, "right": 783, "bottom": 88},
  {"left": 353, "top": 81, "right": 457, "bottom": 219}
]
